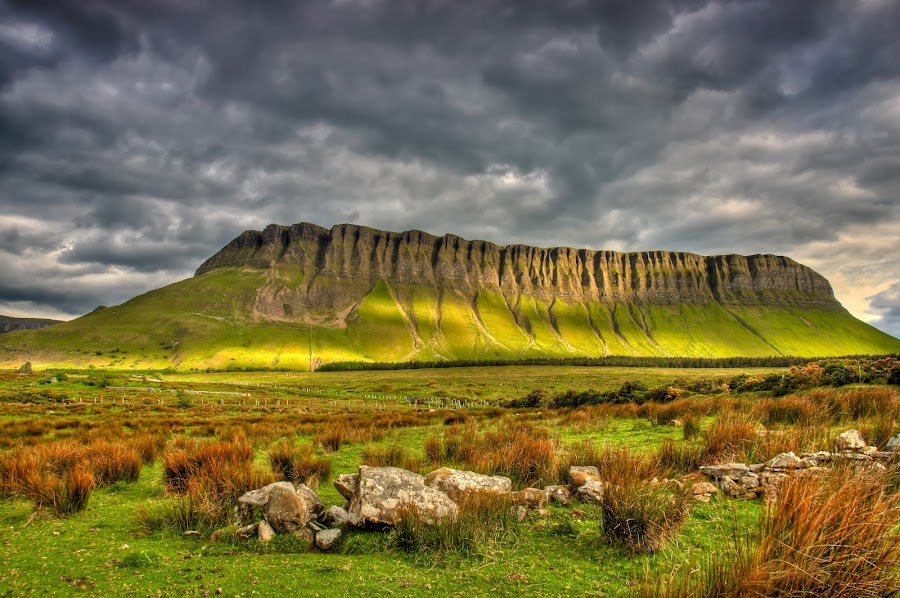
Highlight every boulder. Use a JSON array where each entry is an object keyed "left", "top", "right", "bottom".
[
  {"left": 320, "top": 505, "right": 351, "bottom": 530},
  {"left": 264, "top": 485, "right": 311, "bottom": 534},
  {"left": 15, "top": 362, "right": 32, "bottom": 374},
  {"left": 544, "top": 485, "right": 573, "bottom": 505},
  {"left": 688, "top": 482, "right": 718, "bottom": 502},
  {"left": 296, "top": 483, "right": 325, "bottom": 515},
  {"left": 423, "top": 468, "right": 511, "bottom": 501},
  {"left": 766, "top": 452, "right": 804, "bottom": 470},
  {"left": 576, "top": 480, "right": 606, "bottom": 505},
  {"left": 257, "top": 520, "right": 275, "bottom": 542},
  {"left": 699, "top": 463, "right": 749, "bottom": 480},
  {"left": 886, "top": 433, "right": 900, "bottom": 452},
  {"left": 568, "top": 466, "right": 601, "bottom": 490},
  {"left": 334, "top": 474, "right": 358, "bottom": 501},
  {"left": 510, "top": 487, "right": 550, "bottom": 509},
  {"left": 238, "top": 481, "right": 295, "bottom": 508},
  {"left": 833, "top": 429, "right": 867, "bottom": 453},
  {"left": 315, "top": 528, "right": 342, "bottom": 551},
  {"left": 347, "top": 466, "right": 458, "bottom": 527}
]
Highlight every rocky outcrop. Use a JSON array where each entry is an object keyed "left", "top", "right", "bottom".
[
  {"left": 0, "top": 316, "right": 61, "bottom": 334},
  {"left": 195, "top": 222, "right": 837, "bottom": 308}
]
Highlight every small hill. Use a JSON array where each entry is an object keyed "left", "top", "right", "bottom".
[{"left": 2, "top": 222, "right": 899, "bottom": 370}]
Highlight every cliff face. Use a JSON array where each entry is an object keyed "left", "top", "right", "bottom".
[
  {"left": 196, "top": 222, "right": 836, "bottom": 308},
  {"left": 0, "top": 316, "right": 61, "bottom": 334}
]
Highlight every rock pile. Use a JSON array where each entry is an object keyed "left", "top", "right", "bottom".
[
  {"left": 696, "top": 429, "right": 898, "bottom": 500},
  {"left": 225, "top": 464, "right": 641, "bottom": 549}
]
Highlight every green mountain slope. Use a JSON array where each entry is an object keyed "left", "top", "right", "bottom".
[{"left": 2, "top": 222, "right": 899, "bottom": 370}]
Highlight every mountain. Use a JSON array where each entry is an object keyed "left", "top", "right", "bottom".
[
  {"left": 3, "top": 222, "right": 899, "bottom": 370},
  {"left": 0, "top": 315, "right": 61, "bottom": 334}
]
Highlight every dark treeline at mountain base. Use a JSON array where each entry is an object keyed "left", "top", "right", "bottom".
[
  {"left": 316, "top": 354, "right": 899, "bottom": 373},
  {"left": 503, "top": 357, "right": 900, "bottom": 409}
]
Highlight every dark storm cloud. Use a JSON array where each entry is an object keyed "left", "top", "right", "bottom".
[{"left": 0, "top": 0, "right": 898, "bottom": 333}]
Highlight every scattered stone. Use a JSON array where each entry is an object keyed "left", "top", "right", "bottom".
[
  {"left": 264, "top": 485, "right": 311, "bottom": 534},
  {"left": 749, "top": 463, "right": 766, "bottom": 473},
  {"left": 182, "top": 530, "right": 202, "bottom": 537},
  {"left": 257, "top": 521, "right": 275, "bottom": 543},
  {"left": 687, "top": 482, "right": 717, "bottom": 502},
  {"left": 234, "top": 522, "right": 259, "bottom": 541},
  {"left": 833, "top": 429, "right": 867, "bottom": 453},
  {"left": 347, "top": 466, "right": 458, "bottom": 527},
  {"left": 536, "top": 508, "right": 552, "bottom": 517},
  {"left": 575, "top": 480, "right": 606, "bottom": 505},
  {"left": 334, "top": 474, "right": 358, "bottom": 501},
  {"left": 568, "top": 466, "right": 600, "bottom": 490},
  {"left": 320, "top": 506, "right": 351, "bottom": 530},
  {"left": 886, "top": 433, "right": 900, "bottom": 452},
  {"left": 766, "top": 452, "right": 804, "bottom": 470},
  {"left": 510, "top": 487, "right": 550, "bottom": 509},
  {"left": 544, "top": 485, "right": 573, "bottom": 505},
  {"left": 423, "top": 468, "right": 512, "bottom": 501},
  {"left": 315, "top": 528, "right": 342, "bottom": 551}
]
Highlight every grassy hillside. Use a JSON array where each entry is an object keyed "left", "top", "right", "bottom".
[{"left": 2, "top": 267, "right": 899, "bottom": 371}]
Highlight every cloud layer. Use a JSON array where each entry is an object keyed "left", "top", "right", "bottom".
[{"left": 1, "top": 0, "right": 898, "bottom": 336}]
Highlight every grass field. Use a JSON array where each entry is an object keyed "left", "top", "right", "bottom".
[{"left": 1, "top": 364, "right": 900, "bottom": 596}]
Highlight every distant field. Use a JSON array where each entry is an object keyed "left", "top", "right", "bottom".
[{"left": 161, "top": 365, "right": 785, "bottom": 403}]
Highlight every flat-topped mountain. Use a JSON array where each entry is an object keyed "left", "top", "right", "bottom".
[
  {"left": 3, "top": 222, "right": 899, "bottom": 370},
  {"left": 0, "top": 315, "right": 61, "bottom": 334}
]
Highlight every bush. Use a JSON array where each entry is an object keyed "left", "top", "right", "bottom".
[
  {"left": 702, "top": 413, "right": 757, "bottom": 463},
  {"left": 656, "top": 438, "right": 704, "bottom": 474},
  {"left": 600, "top": 482, "right": 689, "bottom": 555}
]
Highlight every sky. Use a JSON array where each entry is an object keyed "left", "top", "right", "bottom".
[{"left": 0, "top": 0, "right": 899, "bottom": 337}]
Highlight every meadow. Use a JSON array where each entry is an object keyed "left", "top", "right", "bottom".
[{"left": 1, "top": 360, "right": 899, "bottom": 596}]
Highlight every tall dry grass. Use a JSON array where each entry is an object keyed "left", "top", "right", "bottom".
[{"left": 641, "top": 467, "right": 900, "bottom": 597}]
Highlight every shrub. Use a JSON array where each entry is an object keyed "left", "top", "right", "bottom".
[
  {"left": 600, "top": 482, "right": 689, "bottom": 555},
  {"left": 423, "top": 436, "right": 443, "bottom": 467}
]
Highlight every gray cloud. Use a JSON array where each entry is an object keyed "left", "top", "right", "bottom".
[{"left": 0, "top": 0, "right": 898, "bottom": 336}]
